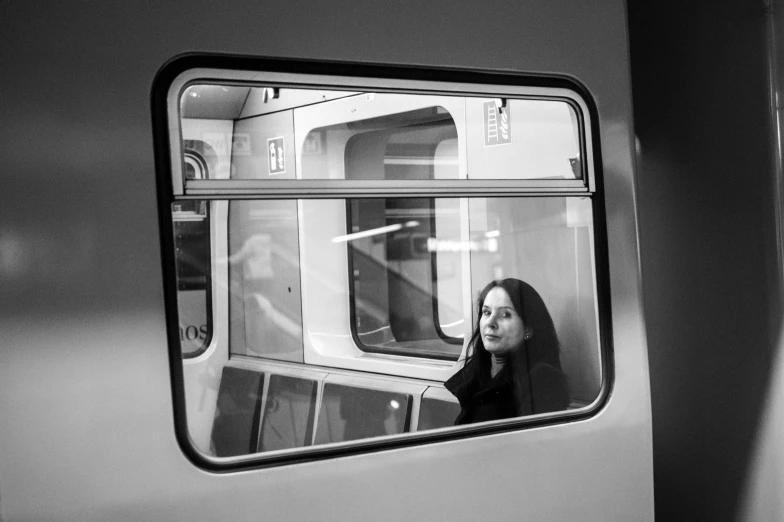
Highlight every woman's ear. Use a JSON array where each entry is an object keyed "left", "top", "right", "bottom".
[{"left": 524, "top": 326, "right": 533, "bottom": 340}]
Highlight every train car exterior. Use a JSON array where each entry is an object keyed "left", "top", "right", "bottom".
[
  {"left": 629, "top": 1, "right": 784, "bottom": 520},
  {"left": 1, "top": 1, "right": 653, "bottom": 521}
]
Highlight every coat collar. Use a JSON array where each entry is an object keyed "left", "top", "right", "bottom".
[{"left": 444, "top": 360, "right": 513, "bottom": 404}]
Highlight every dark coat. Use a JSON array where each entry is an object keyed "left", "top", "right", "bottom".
[{"left": 444, "top": 361, "right": 569, "bottom": 425}]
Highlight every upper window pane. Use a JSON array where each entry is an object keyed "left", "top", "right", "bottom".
[{"left": 178, "top": 85, "right": 583, "bottom": 183}]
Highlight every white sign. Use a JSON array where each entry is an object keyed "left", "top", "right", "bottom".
[
  {"left": 267, "top": 136, "right": 285, "bottom": 175},
  {"left": 483, "top": 101, "right": 512, "bottom": 146}
]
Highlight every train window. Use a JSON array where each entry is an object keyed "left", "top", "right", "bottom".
[
  {"left": 174, "top": 145, "right": 213, "bottom": 357},
  {"left": 157, "top": 64, "right": 605, "bottom": 468},
  {"left": 348, "top": 197, "right": 464, "bottom": 360}
]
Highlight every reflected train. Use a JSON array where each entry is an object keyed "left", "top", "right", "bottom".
[{"left": 2, "top": 0, "right": 783, "bottom": 520}]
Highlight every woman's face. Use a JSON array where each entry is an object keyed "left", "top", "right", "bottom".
[{"left": 480, "top": 287, "right": 526, "bottom": 356}]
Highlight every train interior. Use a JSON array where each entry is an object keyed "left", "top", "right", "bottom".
[{"left": 173, "top": 83, "right": 605, "bottom": 457}]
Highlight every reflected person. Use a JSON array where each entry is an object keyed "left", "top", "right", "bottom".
[{"left": 444, "top": 278, "right": 569, "bottom": 424}]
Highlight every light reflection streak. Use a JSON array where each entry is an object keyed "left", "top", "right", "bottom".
[
  {"left": 332, "top": 221, "right": 419, "bottom": 243},
  {"left": 426, "top": 237, "right": 498, "bottom": 253}
]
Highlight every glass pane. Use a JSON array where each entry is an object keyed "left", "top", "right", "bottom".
[
  {"left": 178, "top": 85, "right": 582, "bottom": 182},
  {"left": 175, "top": 196, "right": 601, "bottom": 458}
]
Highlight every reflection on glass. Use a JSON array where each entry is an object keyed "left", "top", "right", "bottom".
[
  {"left": 177, "top": 196, "right": 600, "bottom": 458},
  {"left": 174, "top": 141, "right": 215, "bottom": 358}
]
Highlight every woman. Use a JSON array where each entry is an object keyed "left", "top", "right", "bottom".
[{"left": 444, "top": 278, "right": 569, "bottom": 424}]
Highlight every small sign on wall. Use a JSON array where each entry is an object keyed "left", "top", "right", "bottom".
[
  {"left": 267, "top": 136, "right": 285, "bottom": 175},
  {"left": 483, "top": 100, "right": 512, "bottom": 146}
]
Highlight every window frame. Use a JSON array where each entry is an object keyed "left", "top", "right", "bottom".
[
  {"left": 345, "top": 197, "right": 466, "bottom": 362},
  {"left": 152, "top": 54, "right": 613, "bottom": 472}
]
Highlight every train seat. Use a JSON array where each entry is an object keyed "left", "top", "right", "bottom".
[
  {"left": 210, "top": 366, "right": 265, "bottom": 457},
  {"left": 417, "top": 387, "right": 461, "bottom": 430},
  {"left": 314, "top": 383, "right": 412, "bottom": 444},
  {"left": 210, "top": 360, "right": 580, "bottom": 458},
  {"left": 258, "top": 374, "right": 318, "bottom": 451}
]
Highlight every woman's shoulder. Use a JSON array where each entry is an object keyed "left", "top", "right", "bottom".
[
  {"left": 528, "top": 362, "right": 570, "bottom": 413},
  {"left": 529, "top": 362, "right": 566, "bottom": 382},
  {"left": 444, "top": 358, "right": 493, "bottom": 403},
  {"left": 444, "top": 362, "right": 473, "bottom": 401}
]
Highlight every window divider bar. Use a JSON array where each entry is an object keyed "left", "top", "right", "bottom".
[{"left": 183, "top": 179, "right": 590, "bottom": 199}]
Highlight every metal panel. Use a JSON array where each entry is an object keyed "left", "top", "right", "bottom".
[
  {"left": 241, "top": 89, "right": 358, "bottom": 120},
  {"left": 0, "top": 0, "right": 651, "bottom": 521},
  {"left": 184, "top": 178, "right": 588, "bottom": 198}
]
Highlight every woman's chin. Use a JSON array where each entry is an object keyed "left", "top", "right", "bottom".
[{"left": 485, "top": 345, "right": 508, "bottom": 355}]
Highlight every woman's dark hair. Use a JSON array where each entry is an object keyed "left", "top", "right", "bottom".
[{"left": 461, "top": 278, "right": 563, "bottom": 413}]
